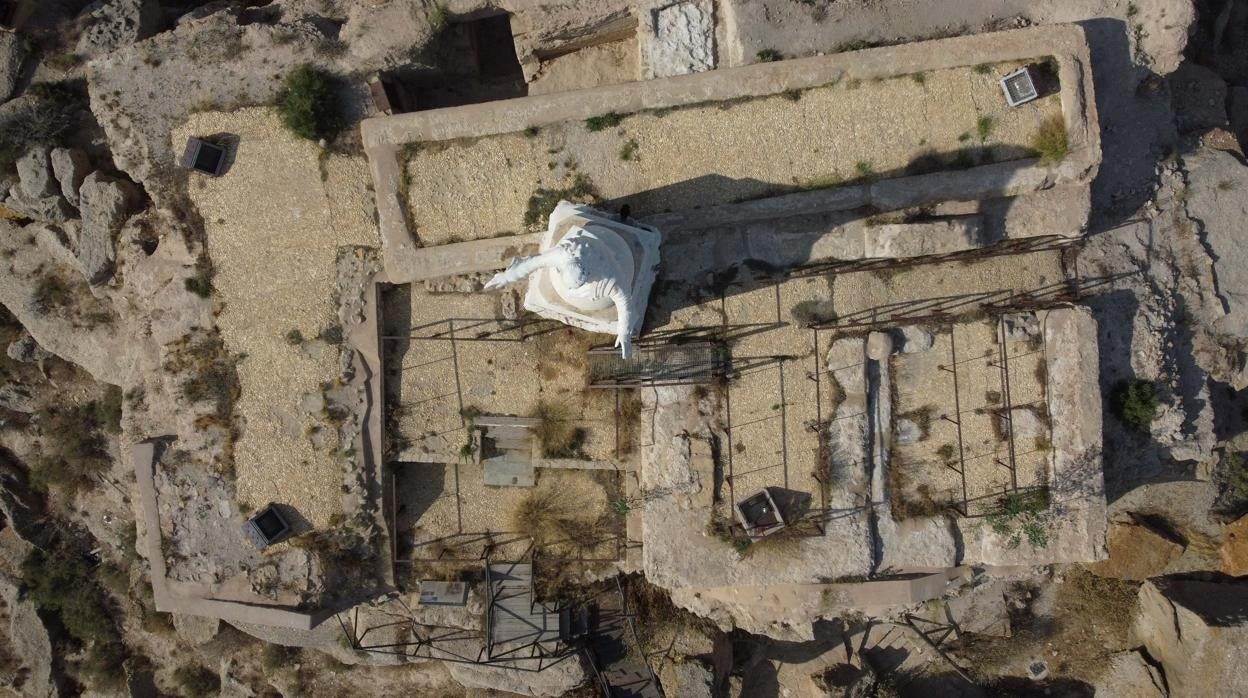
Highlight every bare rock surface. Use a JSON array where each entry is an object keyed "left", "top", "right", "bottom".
[
  {"left": 1133, "top": 577, "right": 1248, "bottom": 697},
  {"left": 0, "top": 573, "right": 55, "bottom": 698},
  {"left": 1184, "top": 148, "right": 1248, "bottom": 338},
  {"left": 446, "top": 653, "right": 586, "bottom": 697},
  {"left": 1222, "top": 514, "right": 1248, "bottom": 577},
  {"left": 0, "top": 31, "right": 27, "bottom": 103},
  {"left": 49, "top": 147, "right": 91, "bottom": 207},
  {"left": 1092, "top": 650, "right": 1168, "bottom": 698},
  {"left": 1087, "top": 519, "right": 1185, "bottom": 580},
  {"left": 641, "top": 0, "right": 715, "bottom": 79},
  {"left": 5, "top": 330, "right": 51, "bottom": 364},
  {"left": 76, "top": 0, "right": 165, "bottom": 59},
  {"left": 875, "top": 507, "right": 958, "bottom": 571},
  {"left": 77, "top": 171, "right": 141, "bottom": 284},
  {"left": 172, "top": 613, "right": 220, "bottom": 645},
  {"left": 15, "top": 146, "right": 56, "bottom": 200}
]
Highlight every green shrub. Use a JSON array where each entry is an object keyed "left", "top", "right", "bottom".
[
  {"left": 277, "top": 65, "right": 344, "bottom": 141},
  {"left": 21, "top": 546, "right": 117, "bottom": 645},
  {"left": 318, "top": 324, "right": 344, "bottom": 345},
  {"left": 756, "top": 48, "right": 782, "bottom": 62},
  {"left": 31, "top": 403, "right": 110, "bottom": 494},
  {"left": 285, "top": 328, "right": 305, "bottom": 345},
  {"left": 1030, "top": 114, "right": 1069, "bottom": 165},
  {"left": 977, "top": 115, "right": 995, "bottom": 139},
  {"left": 617, "top": 138, "right": 638, "bottom": 161},
  {"left": 1111, "top": 379, "right": 1158, "bottom": 431},
  {"left": 1225, "top": 450, "right": 1248, "bottom": 502},
  {"left": 95, "top": 386, "right": 123, "bottom": 435},
  {"left": 172, "top": 664, "right": 220, "bottom": 698},
  {"left": 584, "top": 112, "right": 625, "bottom": 132}
]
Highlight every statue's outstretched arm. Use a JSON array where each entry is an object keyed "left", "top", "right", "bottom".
[
  {"left": 483, "top": 248, "right": 564, "bottom": 290},
  {"left": 608, "top": 284, "right": 637, "bottom": 359}
]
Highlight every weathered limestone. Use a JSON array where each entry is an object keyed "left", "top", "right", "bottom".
[
  {"left": 15, "top": 146, "right": 55, "bottom": 200},
  {"left": 76, "top": 0, "right": 165, "bottom": 58},
  {"left": 1222, "top": 514, "right": 1248, "bottom": 577},
  {"left": 875, "top": 508, "right": 958, "bottom": 572},
  {"left": 78, "top": 172, "right": 141, "bottom": 284},
  {"left": 1184, "top": 148, "right": 1248, "bottom": 337},
  {"left": 0, "top": 31, "right": 27, "bottom": 104},
  {"left": 446, "top": 656, "right": 586, "bottom": 697},
  {"left": 1092, "top": 650, "right": 1168, "bottom": 698},
  {"left": 6, "top": 330, "right": 51, "bottom": 364},
  {"left": 49, "top": 148, "right": 91, "bottom": 208},
  {"left": 1133, "top": 578, "right": 1248, "bottom": 697},
  {"left": 640, "top": 0, "right": 716, "bottom": 79},
  {"left": 863, "top": 217, "right": 983, "bottom": 259},
  {"left": 1087, "top": 520, "right": 1185, "bottom": 581}
]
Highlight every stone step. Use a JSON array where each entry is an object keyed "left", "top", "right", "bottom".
[
  {"left": 483, "top": 457, "right": 535, "bottom": 487},
  {"left": 485, "top": 424, "right": 533, "bottom": 441},
  {"left": 491, "top": 435, "right": 532, "bottom": 452}
]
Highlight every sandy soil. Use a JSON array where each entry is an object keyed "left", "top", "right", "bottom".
[{"left": 173, "top": 108, "right": 376, "bottom": 527}]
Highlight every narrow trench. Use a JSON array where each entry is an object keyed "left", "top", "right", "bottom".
[{"left": 865, "top": 356, "right": 883, "bottom": 575}]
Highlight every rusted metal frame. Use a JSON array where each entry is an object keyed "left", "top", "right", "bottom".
[{"left": 938, "top": 325, "right": 971, "bottom": 517}]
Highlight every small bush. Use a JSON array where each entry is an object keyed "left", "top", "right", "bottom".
[
  {"left": 973, "top": 63, "right": 993, "bottom": 75},
  {"left": 782, "top": 88, "right": 803, "bottom": 101},
  {"left": 285, "top": 328, "right": 305, "bottom": 345},
  {"left": 277, "top": 65, "right": 344, "bottom": 141},
  {"left": 21, "top": 546, "right": 117, "bottom": 645},
  {"left": 1030, "top": 114, "right": 1069, "bottom": 165},
  {"left": 1224, "top": 450, "right": 1248, "bottom": 502},
  {"left": 617, "top": 138, "right": 638, "bottom": 161},
  {"left": 173, "top": 664, "right": 220, "bottom": 698},
  {"left": 1111, "top": 379, "right": 1158, "bottom": 431},
  {"left": 523, "top": 126, "right": 540, "bottom": 138},
  {"left": 185, "top": 258, "right": 214, "bottom": 298},
  {"left": 44, "top": 52, "right": 82, "bottom": 72},
  {"left": 531, "top": 401, "right": 586, "bottom": 459},
  {"left": 94, "top": 385, "right": 124, "bottom": 435},
  {"left": 584, "top": 112, "right": 625, "bottom": 131},
  {"left": 523, "top": 173, "right": 598, "bottom": 229},
  {"left": 977, "top": 115, "right": 995, "bottom": 139},
  {"left": 756, "top": 48, "right": 782, "bottom": 62},
  {"left": 32, "top": 402, "right": 111, "bottom": 494},
  {"left": 262, "top": 643, "right": 301, "bottom": 670},
  {"left": 31, "top": 275, "right": 72, "bottom": 313},
  {"left": 318, "top": 324, "right": 344, "bottom": 345}
]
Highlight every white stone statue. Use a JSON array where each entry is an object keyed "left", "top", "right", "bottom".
[{"left": 484, "top": 201, "right": 661, "bottom": 358}]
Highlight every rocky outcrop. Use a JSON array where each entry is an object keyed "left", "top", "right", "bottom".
[
  {"left": 6, "top": 147, "right": 75, "bottom": 224},
  {"left": 0, "top": 574, "right": 55, "bottom": 698},
  {"left": 6, "top": 330, "right": 51, "bottom": 364},
  {"left": 1087, "top": 520, "right": 1185, "bottom": 581},
  {"left": 1133, "top": 577, "right": 1248, "bottom": 696},
  {"left": 0, "top": 31, "right": 26, "bottom": 104},
  {"left": 1184, "top": 148, "right": 1248, "bottom": 339},
  {"left": 76, "top": 0, "right": 165, "bottom": 59},
  {"left": 1222, "top": 514, "right": 1248, "bottom": 577},
  {"left": 1092, "top": 650, "right": 1167, "bottom": 698},
  {"left": 49, "top": 148, "right": 90, "bottom": 208},
  {"left": 77, "top": 172, "right": 141, "bottom": 284},
  {"left": 446, "top": 654, "right": 586, "bottom": 697}
]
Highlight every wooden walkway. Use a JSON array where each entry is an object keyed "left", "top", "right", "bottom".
[{"left": 487, "top": 562, "right": 562, "bottom": 652}]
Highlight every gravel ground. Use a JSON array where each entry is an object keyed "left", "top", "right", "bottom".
[
  {"left": 173, "top": 108, "right": 376, "bottom": 527},
  {"left": 391, "top": 284, "right": 618, "bottom": 463},
  {"left": 404, "top": 59, "right": 1061, "bottom": 244}
]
